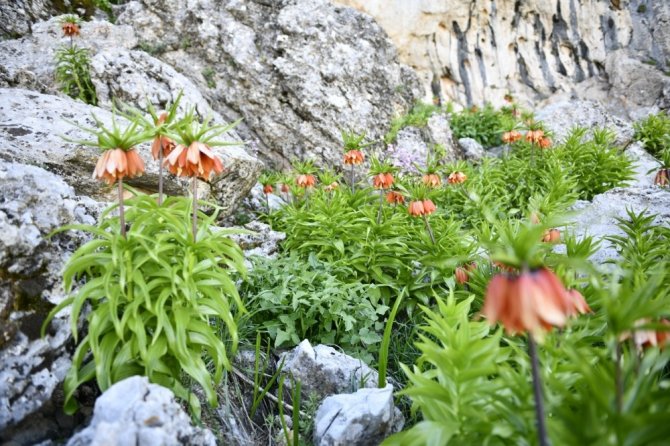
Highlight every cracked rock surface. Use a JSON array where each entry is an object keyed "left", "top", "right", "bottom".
[
  {"left": 66, "top": 376, "right": 216, "bottom": 446},
  {"left": 0, "top": 162, "right": 99, "bottom": 437}
]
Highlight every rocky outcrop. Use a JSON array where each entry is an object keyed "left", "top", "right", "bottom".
[
  {"left": 118, "top": 0, "right": 421, "bottom": 168},
  {"left": 570, "top": 185, "right": 670, "bottom": 265},
  {"left": 280, "top": 339, "right": 380, "bottom": 400},
  {"left": 0, "top": 88, "right": 262, "bottom": 215},
  {"left": 66, "top": 376, "right": 216, "bottom": 446},
  {"left": 313, "top": 385, "right": 404, "bottom": 446},
  {"left": 334, "top": 0, "right": 670, "bottom": 114},
  {"left": 0, "top": 0, "right": 57, "bottom": 38},
  {"left": 0, "top": 162, "right": 99, "bottom": 440},
  {"left": 0, "top": 16, "right": 138, "bottom": 95}
]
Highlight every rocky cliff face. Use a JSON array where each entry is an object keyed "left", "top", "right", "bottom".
[
  {"left": 118, "top": 0, "right": 421, "bottom": 168},
  {"left": 334, "top": 0, "right": 670, "bottom": 112}
]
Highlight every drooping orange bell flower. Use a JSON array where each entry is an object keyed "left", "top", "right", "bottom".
[
  {"left": 165, "top": 141, "right": 224, "bottom": 180},
  {"left": 502, "top": 130, "right": 522, "bottom": 144},
  {"left": 482, "top": 268, "right": 574, "bottom": 336},
  {"left": 542, "top": 228, "right": 560, "bottom": 243},
  {"left": 373, "top": 172, "right": 394, "bottom": 189},
  {"left": 538, "top": 137, "right": 552, "bottom": 149},
  {"left": 92, "top": 148, "right": 145, "bottom": 185},
  {"left": 263, "top": 184, "right": 274, "bottom": 194},
  {"left": 62, "top": 22, "right": 80, "bottom": 37},
  {"left": 566, "top": 289, "right": 591, "bottom": 315},
  {"left": 324, "top": 182, "right": 339, "bottom": 192},
  {"left": 296, "top": 174, "right": 316, "bottom": 188},
  {"left": 526, "top": 129, "right": 545, "bottom": 144},
  {"left": 151, "top": 113, "right": 176, "bottom": 160},
  {"left": 280, "top": 183, "right": 290, "bottom": 193},
  {"left": 343, "top": 150, "right": 364, "bottom": 165},
  {"left": 447, "top": 171, "right": 467, "bottom": 185},
  {"left": 408, "top": 200, "right": 425, "bottom": 217},
  {"left": 422, "top": 173, "right": 441, "bottom": 188},
  {"left": 386, "top": 190, "right": 405, "bottom": 204},
  {"left": 654, "top": 169, "right": 669, "bottom": 186},
  {"left": 621, "top": 319, "right": 670, "bottom": 350},
  {"left": 455, "top": 267, "right": 469, "bottom": 285},
  {"left": 422, "top": 199, "right": 436, "bottom": 215},
  {"left": 504, "top": 94, "right": 514, "bottom": 103}
]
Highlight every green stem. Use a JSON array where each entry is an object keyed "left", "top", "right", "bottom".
[
  {"left": 192, "top": 177, "right": 198, "bottom": 242},
  {"left": 423, "top": 214, "right": 436, "bottom": 245},
  {"left": 350, "top": 165, "right": 355, "bottom": 192},
  {"left": 376, "top": 189, "right": 384, "bottom": 224},
  {"left": 118, "top": 178, "right": 126, "bottom": 238},
  {"left": 528, "top": 335, "right": 549, "bottom": 446},
  {"left": 158, "top": 140, "right": 164, "bottom": 205},
  {"left": 615, "top": 342, "right": 623, "bottom": 413}
]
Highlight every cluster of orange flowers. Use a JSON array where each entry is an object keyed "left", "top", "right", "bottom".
[
  {"left": 93, "top": 115, "right": 225, "bottom": 186},
  {"left": 654, "top": 168, "right": 669, "bottom": 187},
  {"left": 343, "top": 150, "right": 364, "bottom": 165},
  {"left": 483, "top": 267, "right": 590, "bottom": 336},
  {"left": 373, "top": 172, "right": 394, "bottom": 189},
  {"left": 621, "top": 319, "right": 670, "bottom": 350},
  {"left": 408, "top": 199, "right": 436, "bottom": 217},
  {"left": 61, "top": 21, "right": 80, "bottom": 37},
  {"left": 502, "top": 129, "right": 552, "bottom": 148}
]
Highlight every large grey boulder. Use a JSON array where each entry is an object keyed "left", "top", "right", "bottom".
[
  {"left": 0, "top": 0, "right": 58, "bottom": 38},
  {"left": 570, "top": 186, "right": 670, "bottom": 265},
  {"left": 118, "top": 0, "right": 421, "bottom": 167},
  {"left": 0, "top": 16, "right": 138, "bottom": 95},
  {"left": 313, "top": 385, "right": 403, "bottom": 446},
  {"left": 0, "top": 88, "right": 262, "bottom": 216},
  {"left": 458, "top": 137, "right": 485, "bottom": 161},
  {"left": 0, "top": 162, "right": 99, "bottom": 438},
  {"left": 536, "top": 100, "right": 635, "bottom": 147},
  {"left": 66, "top": 376, "right": 216, "bottom": 446},
  {"left": 280, "top": 340, "right": 380, "bottom": 400}
]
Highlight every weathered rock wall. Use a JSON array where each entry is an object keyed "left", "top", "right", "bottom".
[
  {"left": 333, "top": 0, "right": 670, "bottom": 110},
  {"left": 118, "top": 0, "right": 421, "bottom": 168}
]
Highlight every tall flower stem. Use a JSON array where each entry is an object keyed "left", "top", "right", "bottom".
[
  {"left": 615, "top": 342, "right": 623, "bottom": 413},
  {"left": 118, "top": 179, "right": 126, "bottom": 238},
  {"left": 376, "top": 189, "right": 384, "bottom": 224},
  {"left": 265, "top": 193, "right": 270, "bottom": 214},
  {"left": 158, "top": 139, "right": 164, "bottom": 205},
  {"left": 422, "top": 215, "right": 436, "bottom": 245},
  {"left": 528, "top": 335, "right": 549, "bottom": 446},
  {"left": 350, "top": 165, "right": 355, "bottom": 192},
  {"left": 191, "top": 177, "right": 198, "bottom": 242}
]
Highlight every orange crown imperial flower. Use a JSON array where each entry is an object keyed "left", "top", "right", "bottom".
[
  {"left": 296, "top": 174, "right": 316, "bottom": 188},
  {"left": 151, "top": 113, "right": 176, "bottom": 160},
  {"left": 373, "top": 172, "right": 394, "bottom": 189},
  {"left": 525, "top": 129, "right": 545, "bottom": 144},
  {"left": 61, "top": 22, "right": 80, "bottom": 37},
  {"left": 343, "top": 150, "right": 364, "bottom": 165},
  {"left": 280, "top": 183, "right": 290, "bottom": 193},
  {"left": 263, "top": 184, "right": 274, "bottom": 194},
  {"left": 502, "top": 130, "right": 522, "bottom": 144},
  {"left": 455, "top": 266, "right": 469, "bottom": 285},
  {"left": 324, "top": 182, "right": 339, "bottom": 192},
  {"left": 654, "top": 168, "right": 669, "bottom": 187},
  {"left": 447, "top": 171, "right": 467, "bottom": 185},
  {"left": 538, "top": 137, "right": 552, "bottom": 149},
  {"left": 422, "top": 173, "right": 441, "bottom": 188},
  {"left": 566, "top": 289, "right": 591, "bottom": 315},
  {"left": 386, "top": 190, "right": 404, "bottom": 204},
  {"left": 541, "top": 228, "right": 560, "bottom": 243},
  {"left": 482, "top": 267, "right": 575, "bottom": 337},
  {"left": 621, "top": 319, "right": 670, "bottom": 350},
  {"left": 422, "top": 199, "right": 436, "bottom": 215},
  {"left": 93, "top": 148, "right": 145, "bottom": 185},
  {"left": 165, "top": 141, "right": 224, "bottom": 179},
  {"left": 408, "top": 200, "right": 425, "bottom": 217}
]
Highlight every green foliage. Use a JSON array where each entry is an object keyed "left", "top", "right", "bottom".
[
  {"left": 137, "top": 41, "right": 169, "bottom": 56},
  {"left": 240, "top": 254, "right": 389, "bottom": 361},
  {"left": 385, "top": 102, "right": 442, "bottom": 144},
  {"left": 553, "top": 128, "right": 634, "bottom": 199},
  {"left": 55, "top": 45, "right": 98, "bottom": 105},
  {"left": 202, "top": 67, "right": 217, "bottom": 89},
  {"left": 42, "top": 193, "right": 247, "bottom": 417},
  {"left": 450, "top": 104, "right": 513, "bottom": 147},
  {"left": 634, "top": 112, "right": 670, "bottom": 157}
]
